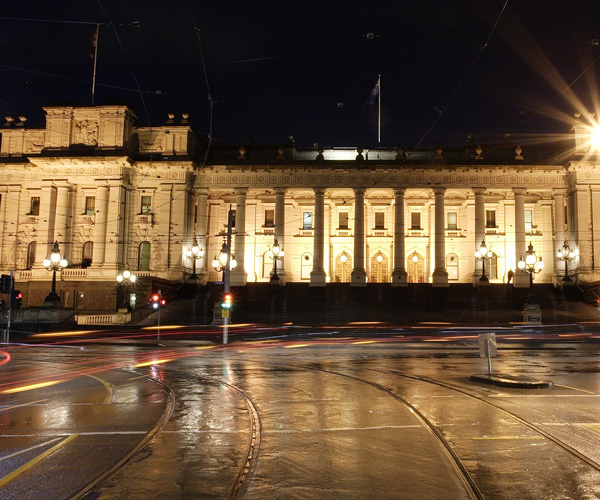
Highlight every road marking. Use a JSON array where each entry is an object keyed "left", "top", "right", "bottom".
[
  {"left": 0, "top": 434, "right": 78, "bottom": 487},
  {"left": 553, "top": 384, "right": 597, "bottom": 395},
  {"left": 0, "top": 399, "right": 48, "bottom": 414},
  {"left": 473, "top": 436, "right": 544, "bottom": 440},
  {"left": 582, "top": 424, "right": 600, "bottom": 435},
  {"left": 265, "top": 425, "right": 423, "bottom": 433},
  {"left": 0, "top": 437, "right": 62, "bottom": 462},
  {"left": 84, "top": 374, "right": 112, "bottom": 404}
]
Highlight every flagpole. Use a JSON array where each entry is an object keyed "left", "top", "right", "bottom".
[
  {"left": 378, "top": 74, "right": 381, "bottom": 145},
  {"left": 91, "top": 24, "right": 99, "bottom": 105}
]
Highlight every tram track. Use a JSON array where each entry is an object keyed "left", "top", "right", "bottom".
[{"left": 365, "top": 367, "right": 600, "bottom": 473}]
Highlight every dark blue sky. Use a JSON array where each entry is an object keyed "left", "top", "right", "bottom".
[{"left": 1, "top": 1, "right": 600, "bottom": 147}]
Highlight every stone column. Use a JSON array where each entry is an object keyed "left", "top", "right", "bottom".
[
  {"left": 36, "top": 184, "right": 57, "bottom": 266},
  {"left": 230, "top": 187, "right": 248, "bottom": 286},
  {"left": 432, "top": 188, "right": 448, "bottom": 287},
  {"left": 195, "top": 188, "right": 209, "bottom": 279},
  {"left": 473, "top": 187, "right": 486, "bottom": 281},
  {"left": 573, "top": 185, "right": 593, "bottom": 278},
  {"left": 350, "top": 188, "right": 367, "bottom": 286},
  {"left": 275, "top": 187, "right": 287, "bottom": 284},
  {"left": 513, "top": 187, "right": 528, "bottom": 287},
  {"left": 92, "top": 185, "right": 109, "bottom": 266},
  {"left": 55, "top": 186, "right": 71, "bottom": 259},
  {"left": 104, "top": 183, "right": 126, "bottom": 268},
  {"left": 391, "top": 188, "right": 407, "bottom": 286},
  {"left": 310, "top": 187, "right": 327, "bottom": 286}
]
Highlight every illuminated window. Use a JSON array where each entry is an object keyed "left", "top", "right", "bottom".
[
  {"left": 525, "top": 210, "right": 533, "bottom": 232},
  {"left": 303, "top": 212, "right": 313, "bottom": 230},
  {"left": 374, "top": 212, "right": 385, "bottom": 229},
  {"left": 447, "top": 212, "right": 457, "bottom": 230},
  {"left": 485, "top": 210, "right": 496, "bottom": 228},
  {"left": 138, "top": 241, "right": 151, "bottom": 271},
  {"left": 141, "top": 195, "right": 152, "bottom": 214},
  {"left": 85, "top": 196, "right": 95, "bottom": 215},
  {"left": 339, "top": 212, "right": 349, "bottom": 229},
  {"left": 26, "top": 241, "right": 36, "bottom": 270}
]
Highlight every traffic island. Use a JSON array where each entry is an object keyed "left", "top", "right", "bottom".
[{"left": 470, "top": 373, "right": 552, "bottom": 389}]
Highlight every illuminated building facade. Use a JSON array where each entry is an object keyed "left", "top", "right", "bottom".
[{"left": 0, "top": 104, "right": 598, "bottom": 312}]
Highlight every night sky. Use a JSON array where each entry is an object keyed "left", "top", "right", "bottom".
[{"left": 1, "top": 1, "right": 600, "bottom": 148}]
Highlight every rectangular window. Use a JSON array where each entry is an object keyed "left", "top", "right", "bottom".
[
  {"left": 30, "top": 196, "right": 40, "bottom": 216},
  {"left": 85, "top": 196, "right": 95, "bottom": 215},
  {"left": 525, "top": 210, "right": 533, "bottom": 232},
  {"left": 411, "top": 212, "right": 421, "bottom": 230},
  {"left": 339, "top": 212, "right": 349, "bottom": 229},
  {"left": 303, "top": 212, "right": 313, "bottom": 230},
  {"left": 485, "top": 210, "right": 496, "bottom": 228},
  {"left": 141, "top": 195, "right": 152, "bottom": 214},
  {"left": 230, "top": 210, "right": 236, "bottom": 228},
  {"left": 447, "top": 212, "right": 457, "bottom": 230},
  {"left": 264, "top": 209, "right": 274, "bottom": 227},
  {"left": 374, "top": 212, "right": 385, "bottom": 229}
]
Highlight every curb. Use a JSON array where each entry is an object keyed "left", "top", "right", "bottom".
[{"left": 470, "top": 374, "right": 553, "bottom": 389}]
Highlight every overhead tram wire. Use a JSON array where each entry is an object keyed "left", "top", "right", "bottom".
[{"left": 183, "top": 0, "right": 215, "bottom": 167}]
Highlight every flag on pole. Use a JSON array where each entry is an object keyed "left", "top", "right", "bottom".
[{"left": 366, "top": 76, "right": 380, "bottom": 106}]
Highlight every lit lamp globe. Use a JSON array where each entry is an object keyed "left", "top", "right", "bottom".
[
  {"left": 517, "top": 260, "right": 526, "bottom": 270},
  {"left": 376, "top": 251, "right": 384, "bottom": 263},
  {"left": 43, "top": 258, "right": 51, "bottom": 268}
]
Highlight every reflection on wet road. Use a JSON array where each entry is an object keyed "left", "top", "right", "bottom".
[{"left": 1, "top": 338, "right": 600, "bottom": 499}]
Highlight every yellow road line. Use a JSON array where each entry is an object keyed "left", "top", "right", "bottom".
[
  {"left": 0, "top": 434, "right": 79, "bottom": 487},
  {"left": 553, "top": 384, "right": 597, "bottom": 395},
  {"left": 473, "top": 436, "right": 544, "bottom": 440},
  {"left": 84, "top": 374, "right": 113, "bottom": 404},
  {"left": 582, "top": 424, "right": 600, "bottom": 435}
]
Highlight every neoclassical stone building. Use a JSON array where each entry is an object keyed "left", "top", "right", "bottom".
[{"left": 0, "top": 104, "right": 598, "bottom": 312}]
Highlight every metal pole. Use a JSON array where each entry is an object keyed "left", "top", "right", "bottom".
[
  {"left": 6, "top": 270, "right": 13, "bottom": 345},
  {"left": 157, "top": 289, "right": 161, "bottom": 345},
  {"left": 223, "top": 207, "right": 233, "bottom": 345},
  {"left": 377, "top": 74, "right": 381, "bottom": 145},
  {"left": 486, "top": 338, "right": 492, "bottom": 376},
  {"left": 91, "top": 24, "right": 99, "bottom": 104}
]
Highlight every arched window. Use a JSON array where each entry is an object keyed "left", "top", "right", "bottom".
[
  {"left": 262, "top": 250, "right": 274, "bottom": 279},
  {"left": 488, "top": 252, "right": 498, "bottom": 280},
  {"left": 369, "top": 252, "right": 389, "bottom": 283},
  {"left": 407, "top": 252, "right": 425, "bottom": 283},
  {"left": 138, "top": 241, "right": 151, "bottom": 271},
  {"left": 26, "top": 241, "right": 36, "bottom": 269},
  {"left": 82, "top": 241, "right": 93, "bottom": 269},
  {"left": 301, "top": 253, "right": 312, "bottom": 280},
  {"left": 335, "top": 252, "right": 351, "bottom": 282},
  {"left": 446, "top": 253, "right": 459, "bottom": 280}
]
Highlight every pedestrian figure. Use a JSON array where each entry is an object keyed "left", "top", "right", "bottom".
[{"left": 507, "top": 269, "right": 514, "bottom": 283}]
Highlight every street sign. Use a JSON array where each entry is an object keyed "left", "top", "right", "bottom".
[{"left": 479, "top": 333, "right": 497, "bottom": 358}]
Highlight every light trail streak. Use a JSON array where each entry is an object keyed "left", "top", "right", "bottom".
[
  {"left": 1, "top": 379, "right": 64, "bottom": 394},
  {"left": 0, "top": 350, "right": 10, "bottom": 366}
]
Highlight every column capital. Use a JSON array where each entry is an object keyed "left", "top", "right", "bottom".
[
  {"left": 353, "top": 187, "right": 366, "bottom": 195},
  {"left": 234, "top": 186, "right": 248, "bottom": 195},
  {"left": 432, "top": 187, "right": 446, "bottom": 195},
  {"left": 513, "top": 187, "right": 527, "bottom": 196},
  {"left": 552, "top": 187, "right": 567, "bottom": 196},
  {"left": 313, "top": 187, "right": 326, "bottom": 195},
  {"left": 393, "top": 188, "right": 406, "bottom": 196},
  {"left": 472, "top": 187, "right": 486, "bottom": 195},
  {"left": 195, "top": 187, "right": 209, "bottom": 196},
  {"left": 274, "top": 187, "right": 288, "bottom": 195}
]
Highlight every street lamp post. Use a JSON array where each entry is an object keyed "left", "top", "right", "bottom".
[
  {"left": 474, "top": 238, "right": 493, "bottom": 285},
  {"left": 518, "top": 241, "right": 544, "bottom": 324},
  {"left": 116, "top": 268, "right": 137, "bottom": 311},
  {"left": 187, "top": 237, "right": 204, "bottom": 280},
  {"left": 43, "top": 241, "right": 68, "bottom": 307},
  {"left": 269, "top": 238, "right": 284, "bottom": 286},
  {"left": 556, "top": 240, "right": 578, "bottom": 284}
]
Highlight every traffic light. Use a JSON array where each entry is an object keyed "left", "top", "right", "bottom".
[
  {"left": 149, "top": 293, "right": 166, "bottom": 310},
  {"left": 221, "top": 293, "right": 232, "bottom": 310},
  {"left": 0, "top": 274, "right": 11, "bottom": 294},
  {"left": 11, "top": 290, "right": 22, "bottom": 309}
]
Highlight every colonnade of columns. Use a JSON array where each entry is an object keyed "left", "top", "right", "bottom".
[{"left": 194, "top": 186, "right": 573, "bottom": 287}]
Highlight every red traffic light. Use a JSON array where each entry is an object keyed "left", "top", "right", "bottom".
[
  {"left": 160, "top": 299, "right": 166, "bottom": 306},
  {"left": 151, "top": 294, "right": 160, "bottom": 302}
]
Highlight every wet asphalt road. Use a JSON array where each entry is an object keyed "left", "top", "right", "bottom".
[{"left": 0, "top": 333, "right": 600, "bottom": 499}]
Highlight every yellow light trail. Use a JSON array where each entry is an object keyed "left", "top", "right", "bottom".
[
  {"left": 1, "top": 380, "right": 64, "bottom": 394},
  {"left": 352, "top": 340, "right": 377, "bottom": 345},
  {"left": 142, "top": 325, "right": 185, "bottom": 330},
  {"left": 31, "top": 330, "right": 96, "bottom": 338},
  {"left": 134, "top": 359, "right": 171, "bottom": 368},
  {"left": 195, "top": 345, "right": 217, "bottom": 350},
  {"left": 284, "top": 344, "right": 309, "bottom": 349}
]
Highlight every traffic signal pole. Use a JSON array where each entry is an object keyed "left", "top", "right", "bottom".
[
  {"left": 223, "top": 208, "right": 233, "bottom": 345},
  {"left": 5, "top": 271, "right": 13, "bottom": 345}
]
